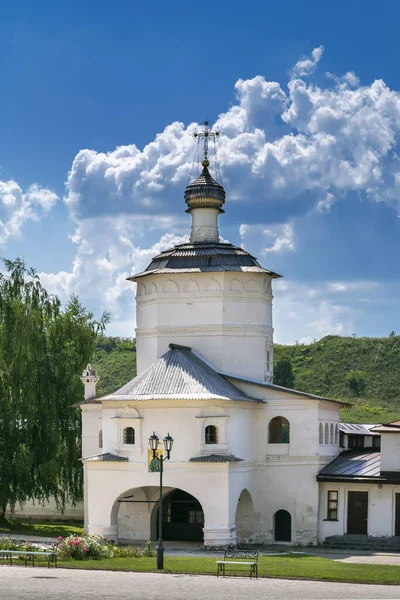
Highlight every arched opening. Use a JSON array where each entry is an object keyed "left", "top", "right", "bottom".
[
  {"left": 235, "top": 489, "right": 258, "bottom": 543},
  {"left": 154, "top": 489, "right": 204, "bottom": 542},
  {"left": 274, "top": 510, "right": 291, "bottom": 542},
  {"left": 335, "top": 424, "right": 339, "bottom": 445},
  {"left": 330, "top": 424, "right": 334, "bottom": 445},
  {"left": 319, "top": 423, "right": 323, "bottom": 444},
  {"left": 123, "top": 427, "right": 135, "bottom": 444},
  {"left": 205, "top": 425, "right": 218, "bottom": 444},
  {"left": 269, "top": 417, "right": 290, "bottom": 443},
  {"left": 99, "top": 429, "right": 103, "bottom": 449},
  {"left": 324, "top": 423, "right": 329, "bottom": 445}
]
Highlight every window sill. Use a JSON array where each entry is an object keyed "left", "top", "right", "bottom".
[{"left": 323, "top": 519, "right": 339, "bottom": 522}]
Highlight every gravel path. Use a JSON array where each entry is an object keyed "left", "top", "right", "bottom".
[{"left": 0, "top": 567, "right": 399, "bottom": 600}]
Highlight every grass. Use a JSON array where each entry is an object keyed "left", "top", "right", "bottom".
[
  {"left": 0, "top": 518, "right": 84, "bottom": 538},
  {"left": 57, "top": 554, "right": 400, "bottom": 585}
]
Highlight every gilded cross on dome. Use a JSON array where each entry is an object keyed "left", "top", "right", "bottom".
[{"left": 193, "top": 119, "right": 221, "bottom": 166}]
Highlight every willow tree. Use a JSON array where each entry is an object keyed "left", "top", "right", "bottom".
[{"left": 0, "top": 258, "right": 108, "bottom": 518}]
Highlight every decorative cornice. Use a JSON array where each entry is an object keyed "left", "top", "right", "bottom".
[
  {"left": 137, "top": 293, "right": 272, "bottom": 306},
  {"left": 136, "top": 324, "right": 272, "bottom": 338}
]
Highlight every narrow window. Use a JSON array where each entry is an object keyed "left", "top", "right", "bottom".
[
  {"left": 269, "top": 417, "right": 290, "bottom": 443},
  {"left": 99, "top": 429, "right": 103, "bottom": 449},
  {"left": 205, "top": 425, "right": 218, "bottom": 444},
  {"left": 319, "top": 423, "right": 324, "bottom": 444},
  {"left": 266, "top": 350, "right": 270, "bottom": 372},
  {"left": 372, "top": 436, "right": 381, "bottom": 449},
  {"left": 123, "top": 427, "right": 135, "bottom": 445},
  {"left": 324, "top": 423, "right": 329, "bottom": 445},
  {"left": 327, "top": 490, "right": 338, "bottom": 520},
  {"left": 335, "top": 424, "right": 339, "bottom": 445},
  {"left": 330, "top": 424, "right": 334, "bottom": 445}
]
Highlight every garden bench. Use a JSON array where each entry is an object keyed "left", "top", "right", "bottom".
[
  {"left": 216, "top": 549, "right": 259, "bottom": 578},
  {"left": 0, "top": 550, "right": 57, "bottom": 568}
]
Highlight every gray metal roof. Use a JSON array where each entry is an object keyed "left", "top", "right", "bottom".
[
  {"left": 185, "top": 164, "right": 226, "bottom": 209},
  {"left": 99, "top": 344, "right": 258, "bottom": 403},
  {"left": 189, "top": 453, "right": 243, "bottom": 463},
  {"left": 370, "top": 421, "right": 400, "bottom": 433},
  {"left": 318, "top": 450, "right": 381, "bottom": 479},
  {"left": 81, "top": 453, "right": 128, "bottom": 463},
  {"left": 223, "top": 374, "right": 347, "bottom": 405},
  {"left": 128, "top": 242, "right": 281, "bottom": 280},
  {"left": 340, "top": 423, "right": 380, "bottom": 436}
]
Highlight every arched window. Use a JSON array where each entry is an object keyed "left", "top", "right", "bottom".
[
  {"left": 99, "top": 429, "right": 103, "bottom": 449},
  {"left": 324, "top": 423, "right": 329, "bottom": 445},
  {"left": 319, "top": 423, "right": 324, "bottom": 444},
  {"left": 205, "top": 425, "right": 218, "bottom": 445},
  {"left": 123, "top": 427, "right": 135, "bottom": 445},
  {"left": 330, "top": 424, "right": 334, "bottom": 445},
  {"left": 335, "top": 424, "right": 339, "bottom": 445},
  {"left": 269, "top": 417, "right": 290, "bottom": 444}
]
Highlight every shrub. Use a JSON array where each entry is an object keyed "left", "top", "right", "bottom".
[
  {"left": 57, "top": 534, "right": 113, "bottom": 560},
  {"left": 142, "top": 539, "right": 154, "bottom": 557},
  {"left": 113, "top": 545, "right": 141, "bottom": 558}
]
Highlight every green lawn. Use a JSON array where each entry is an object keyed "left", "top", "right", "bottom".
[
  {"left": 0, "top": 519, "right": 84, "bottom": 538},
  {"left": 58, "top": 554, "right": 400, "bottom": 585}
]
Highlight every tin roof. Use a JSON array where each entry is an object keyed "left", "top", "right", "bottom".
[
  {"left": 128, "top": 242, "right": 281, "bottom": 280},
  {"left": 81, "top": 453, "right": 128, "bottom": 463},
  {"left": 340, "top": 423, "right": 380, "bottom": 436},
  {"left": 184, "top": 163, "right": 226, "bottom": 210},
  {"left": 370, "top": 421, "right": 400, "bottom": 433},
  {"left": 318, "top": 450, "right": 381, "bottom": 480},
  {"left": 98, "top": 344, "right": 258, "bottom": 403},
  {"left": 189, "top": 453, "right": 243, "bottom": 463}
]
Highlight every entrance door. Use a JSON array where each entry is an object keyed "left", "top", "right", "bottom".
[
  {"left": 274, "top": 510, "right": 291, "bottom": 542},
  {"left": 395, "top": 494, "right": 400, "bottom": 537},
  {"left": 347, "top": 491, "right": 368, "bottom": 535},
  {"left": 157, "top": 489, "right": 204, "bottom": 542}
]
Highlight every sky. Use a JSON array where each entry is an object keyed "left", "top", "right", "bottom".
[{"left": 1, "top": 0, "right": 400, "bottom": 344}]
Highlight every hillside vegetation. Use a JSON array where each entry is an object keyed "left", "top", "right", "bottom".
[
  {"left": 274, "top": 334, "right": 400, "bottom": 423},
  {"left": 91, "top": 335, "right": 400, "bottom": 423}
]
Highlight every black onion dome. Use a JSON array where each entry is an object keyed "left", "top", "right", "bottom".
[
  {"left": 184, "top": 160, "right": 226, "bottom": 212},
  {"left": 128, "top": 242, "right": 281, "bottom": 280}
]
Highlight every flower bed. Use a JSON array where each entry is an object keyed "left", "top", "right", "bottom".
[{"left": 56, "top": 535, "right": 154, "bottom": 560}]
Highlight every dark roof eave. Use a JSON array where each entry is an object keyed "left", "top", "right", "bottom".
[{"left": 317, "top": 475, "right": 400, "bottom": 485}]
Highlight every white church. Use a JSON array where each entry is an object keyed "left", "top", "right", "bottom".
[{"left": 80, "top": 140, "right": 400, "bottom": 547}]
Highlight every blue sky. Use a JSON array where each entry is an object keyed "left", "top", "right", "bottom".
[{"left": 1, "top": 0, "right": 400, "bottom": 343}]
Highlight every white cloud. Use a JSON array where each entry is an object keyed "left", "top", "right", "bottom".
[
  {"left": 0, "top": 181, "right": 58, "bottom": 245},
  {"left": 262, "top": 223, "right": 295, "bottom": 254},
  {"left": 291, "top": 46, "right": 324, "bottom": 78},
  {"left": 38, "top": 46, "right": 400, "bottom": 340}
]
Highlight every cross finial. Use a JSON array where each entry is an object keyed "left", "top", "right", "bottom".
[{"left": 193, "top": 119, "right": 221, "bottom": 167}]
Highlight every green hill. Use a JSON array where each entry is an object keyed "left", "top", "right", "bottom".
[
  {"left": 93, "top": 337, "right": 136, "bottom": 396},
  {"left": 274, "top": 334, "right": 400, "bottom": 423},
  {"left": 91, "top": 334, "right": 400, "bottom": 423}
]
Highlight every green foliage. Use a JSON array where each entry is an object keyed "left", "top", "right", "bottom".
[
  {"left": 274, "top": 334, "right": 400, "bottom": 423},
  {"left": 94, "top": 337, "right": 136, "bottom": 395},
  {"left": 0, "top": 258, "right": 109, "bottom": 514},
  {"left": 113, "top": 545, "right": 142, "bottom": 558},
  {"left": 142, "top": 539, "right": 154, "bottom": 557},
  {"left": 274, "top": 358, "right": 294, "bottom": 388}
]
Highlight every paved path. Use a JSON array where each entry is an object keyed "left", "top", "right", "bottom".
[{"left": 0, "top": 567, "right": 398, "bottom": 600}]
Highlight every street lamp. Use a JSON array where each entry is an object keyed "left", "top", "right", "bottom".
[{"left": 148, "top": 431, "right": 174, "bottom": 570}]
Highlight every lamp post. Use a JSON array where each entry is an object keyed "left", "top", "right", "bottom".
[{"left": 148, "top": 431, "right": 174, "bottom": 570}]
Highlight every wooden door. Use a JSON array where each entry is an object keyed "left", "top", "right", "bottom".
[
  {"left": 347, "top": 491, "right": 368, "bottom": 535},
  {"left": 395, "top": 493, "right": 400, "bottom": 537}
]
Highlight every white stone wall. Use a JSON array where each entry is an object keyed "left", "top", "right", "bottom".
[
  {"left": 381, "top": 433, "right": 400, "bottom": 472},
  {"left": 81, "top": 405, "right": 103, "bottom": 458},
  {"left": 7, "top": 499, "right": 83, "bottom": 521},
  {"left": 135, "top": 271, "right": 273, "bottom": 382},
  {"left": 318, "top": 482, "right": 399, "bottom": 541}
]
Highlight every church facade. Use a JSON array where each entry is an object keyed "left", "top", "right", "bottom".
[{"left": 80, "top": 151, "right": 400, "bottom": 546}]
